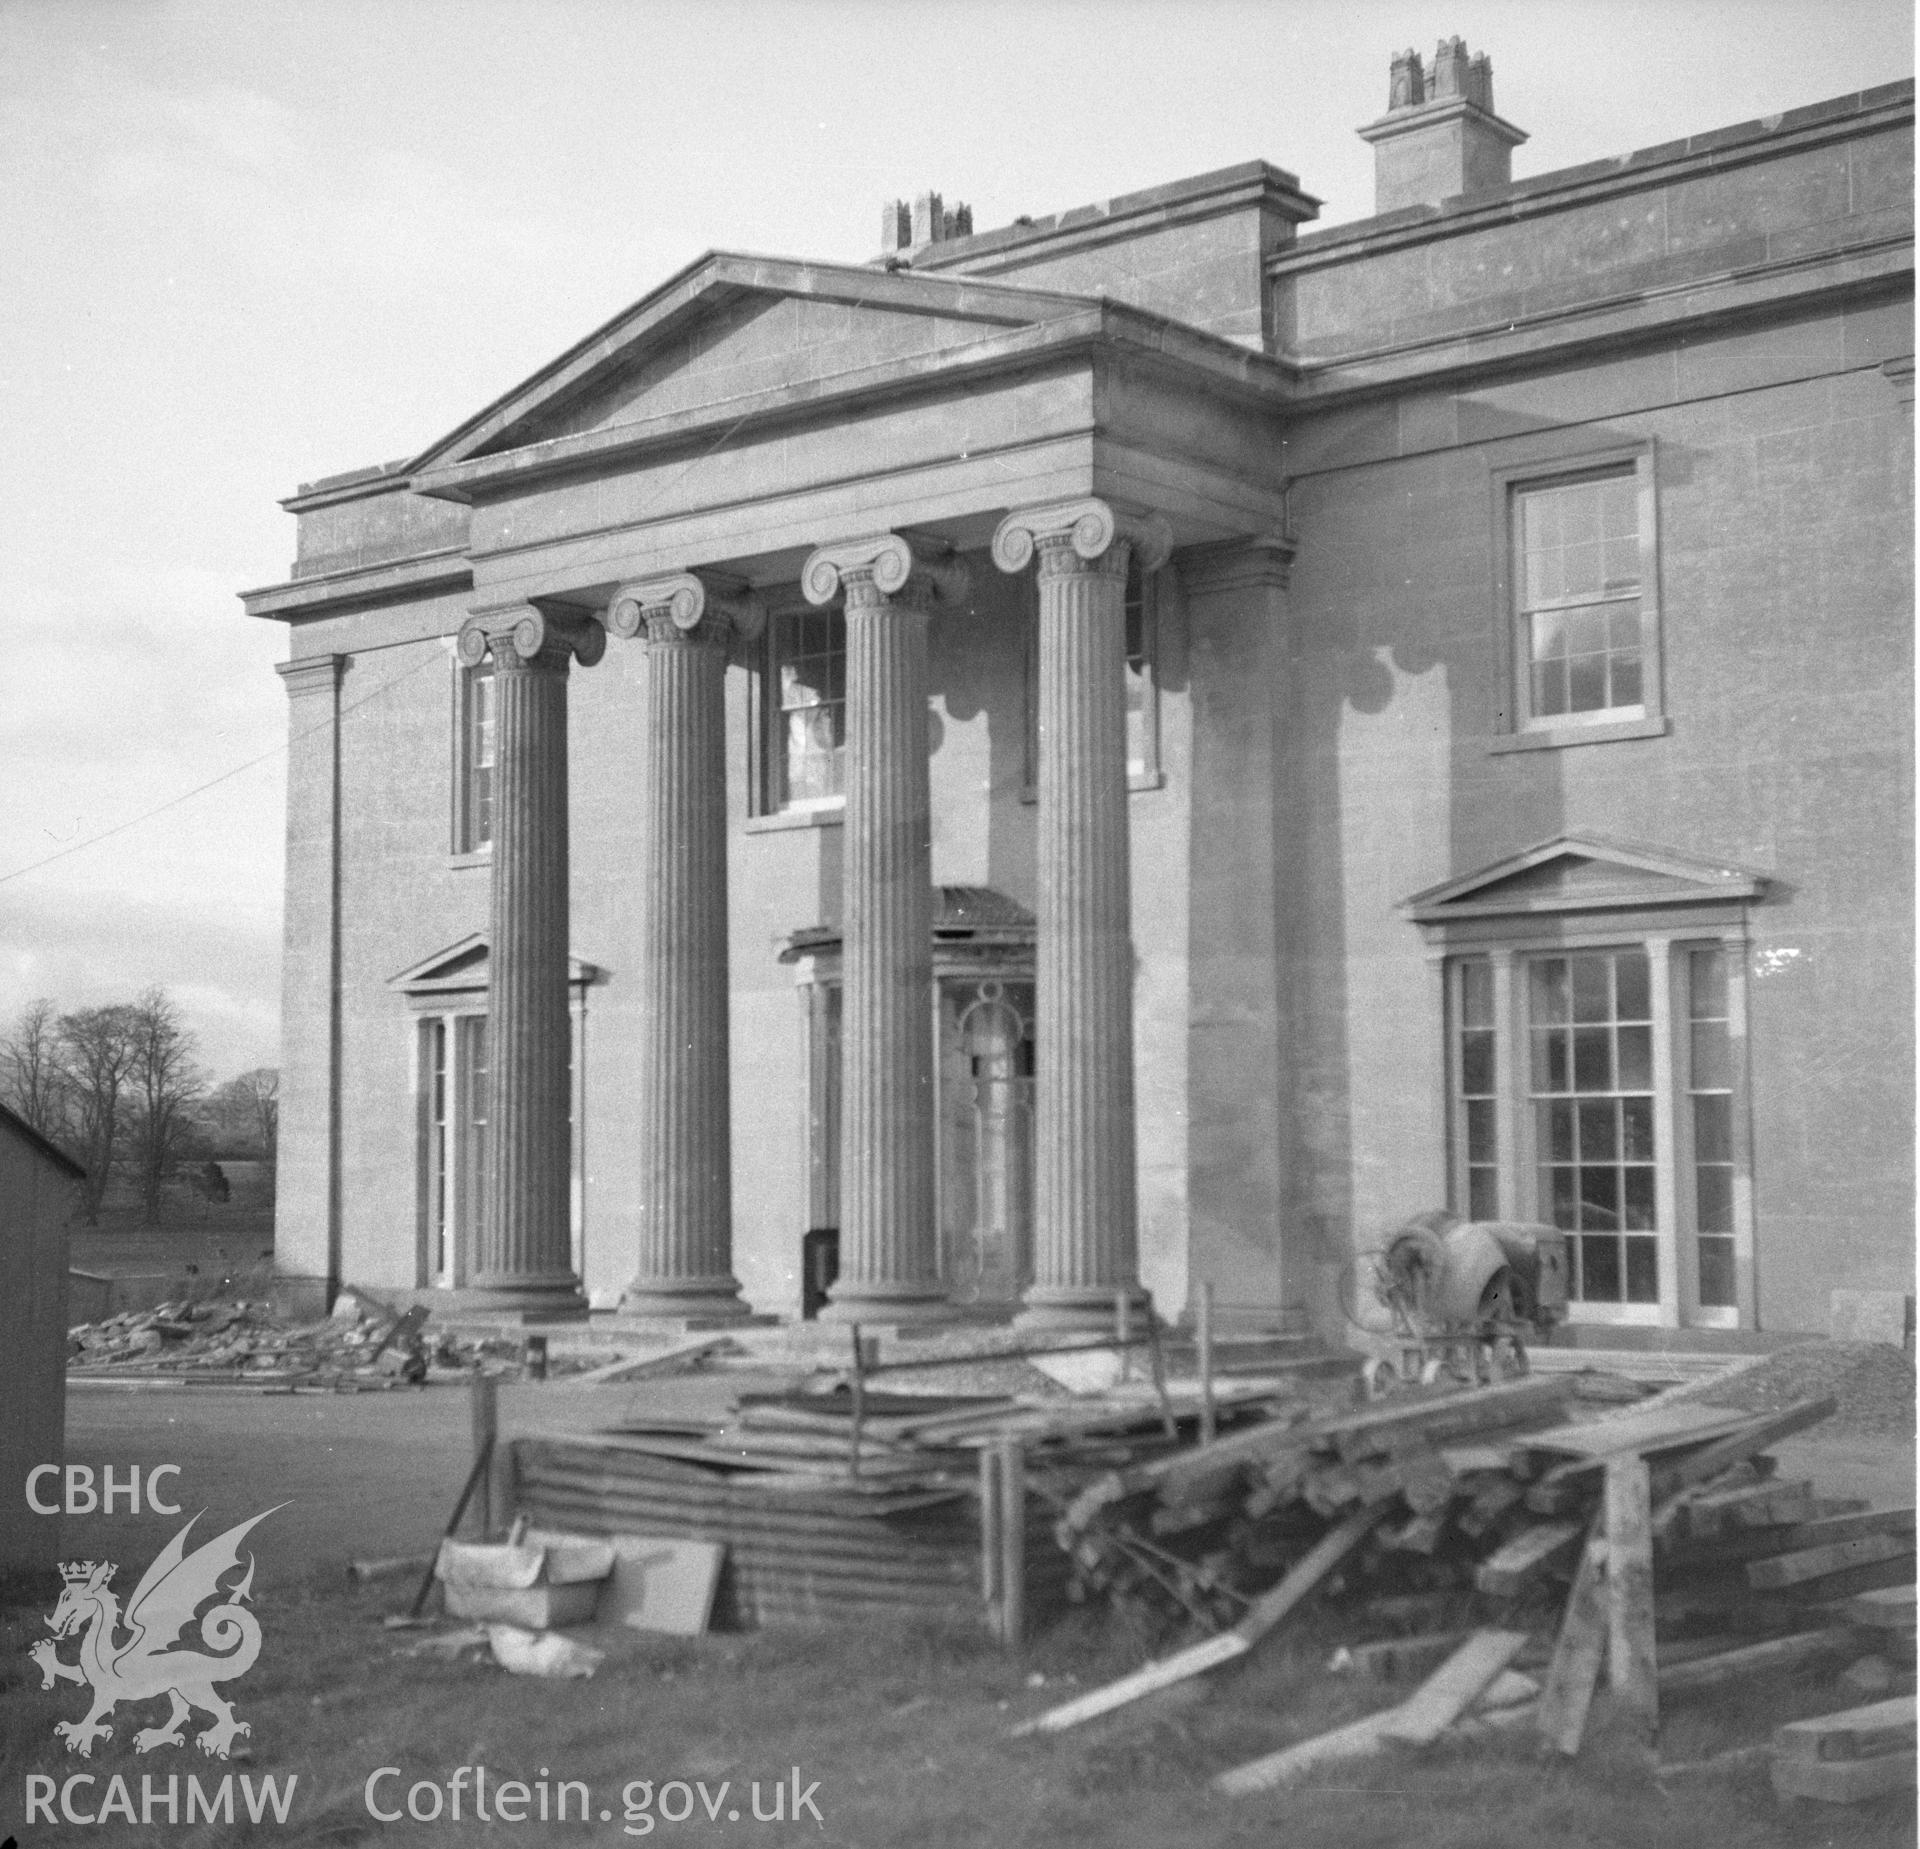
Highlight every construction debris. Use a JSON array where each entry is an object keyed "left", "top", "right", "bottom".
[
  {"left": 436, "top": 1536, "right": 616, "bottom": 1629},
  {"left": 64, "top": 1294, "right": 566, "bottom": 1388}
]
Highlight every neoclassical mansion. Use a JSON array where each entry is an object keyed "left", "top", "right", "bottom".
[{"left": 244, "top": 45, "right": 1915, "bottom": 1344}]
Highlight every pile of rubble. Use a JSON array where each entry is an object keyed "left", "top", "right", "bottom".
[{"left": 65, "top": 1296, "right": 546, "bottom": 1390}]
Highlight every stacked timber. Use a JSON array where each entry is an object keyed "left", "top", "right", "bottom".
[
  {"left": 1051, "top": 1375, "right": 1580, "bottom": 1640},
  {"left": 507, "top": 1386, "right": 1292, "bottom": 1627},
  {"left": 1027, "top": 1378, "right": 1912, "bottom": 1780}
]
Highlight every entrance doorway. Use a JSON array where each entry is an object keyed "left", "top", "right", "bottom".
[{"left": 785, "top": 887, "right": 1037, "bottom": 1307}]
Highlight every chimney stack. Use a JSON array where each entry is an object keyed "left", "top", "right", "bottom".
[
  {"left": 878, "top": 192, "right": 974, "bottom": 258},
  {"left": 1358, "top": 37, "right": 1526, "bottom": 214}
]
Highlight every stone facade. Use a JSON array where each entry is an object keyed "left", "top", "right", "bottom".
[{"left": 243, "top": 59, "right": 1913, "bottom": 1343}]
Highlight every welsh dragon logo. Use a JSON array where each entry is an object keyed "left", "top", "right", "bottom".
[{"left": 29, "top": 1507, "right": 283, "bottom": 1760}]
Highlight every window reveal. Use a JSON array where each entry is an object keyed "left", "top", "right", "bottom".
[
  {"left": 455, "top": 657, "right": 497, "bottom": 854},
  {"left": 1514, "top": 470, "right": 1644, "bottom": 724},
  {"left": 773, "top": 607, "right": 846, "bottom": 810}
]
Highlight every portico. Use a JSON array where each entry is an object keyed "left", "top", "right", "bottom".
[{"left": 389, "top": 256, "right": 1295, "bottom": 1326}]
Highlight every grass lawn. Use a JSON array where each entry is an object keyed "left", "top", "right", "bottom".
[
  {"left": 68, "top": 1162, "right": 277, "bottom": 1281},
  {"left": 6, "top": 1574, "right": 1911, "bottom": 1848}
]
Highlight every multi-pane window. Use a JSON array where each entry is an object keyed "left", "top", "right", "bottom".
[
  {"left": 1687, "top": 947, "right": 1738, "bottom": 1310},
  {"left": 460, "top": 1015, "right": 489, "bottom": 1263},
  {"left": 1443, "top": 936, "right": 1750, "bottom": 1325},
  {"left": 1529, "top": 950, "right": 1658, "bottom": 1305},
  {"left": 458, "top": 658, "right": 497, "bottom": 852},
  {"left": 426, "top": 1019, "right": 451, "bottom": 1281},
  {"left": 1450, "top": 960, "right": 1499, "bottom": 1221},
  {"left": 416, "top": 1014, "right": 489, "bottom": 1286},
  {"left": 770, "top": 607, "right": 847, "bottom": 811},
  {"left": 1513, "top": 469, "right": 1644, "bottom": 725}
]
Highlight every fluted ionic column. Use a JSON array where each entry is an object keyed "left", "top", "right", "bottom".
[
  {"left": 992, "top": 499, "right": 1170, "bottom": 1327},
  {"left": 456, "top": 606, "right": 604, "bottom": 1315},
  {"left": 801, "top": 533, "right": 967, "bottom": 1322},
  {"left": 606, "top": 573, "right": 758, "bottom": 1320}
]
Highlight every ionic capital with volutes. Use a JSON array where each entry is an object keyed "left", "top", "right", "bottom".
[
  {"left": 990, "top": 498, "right": 1173, "bottom": 579},
  {"left": 457, "top": 606, "right": 607, "bottom": 673},
  {"left": 801, "top": 532, "right": 970, "bottom": 611},
  {"left": 606, "top": 572, "right": 765, "bottom": 650}
]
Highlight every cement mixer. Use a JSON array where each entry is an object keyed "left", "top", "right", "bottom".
[{"left": 1348, "top": 1209, "right": 1569, "bottom": 1397}]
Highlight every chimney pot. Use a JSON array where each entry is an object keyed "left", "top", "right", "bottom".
[{"left": 1358, "top": 35, "right": 1526, "bottom": 213}]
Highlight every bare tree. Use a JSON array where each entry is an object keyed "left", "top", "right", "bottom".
[
  {"left": 128, "top": 987, "right": 204, "bottom": 1226},
  {"left": 1, "top": 997, "right": 69, "bottom": 1142},
  {"left": 234, "top": 1067, "right": 278, "bottom": 1168},
  {"left": 204, "top": 1066, "right": 279, "bottom": 1166},
  {"left": 57, "top": 1003, "right": 141, "bottom": 1224}
]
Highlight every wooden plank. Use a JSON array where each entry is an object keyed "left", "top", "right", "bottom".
[
  {"left": 1382, "top": 1510, "right": 1449, "bottom": 1555},
  {"left": 1650, "top": 1397, "right": 1838, "bottom": 1507},
  {"left": 1771, "top": 1750, "right": 1917, "bottom": 1803},
  {"left": 997, "top": 1439, "right": 1026, "bottom": 1648},
  {"left": 1674, "top": 1479, "right": 1817, "bottom": 1541},
  {"left": 1475, "top": 1668, "right": 1541, "bottom": 1711},
  {"left": 1778, "top": 1557, "right": 1916, "bottom": 1602},
  {"left": 1234, "top": 1505, "right": 1390, "bottom": 1647},
  {"left": 1439, "top": 1442, "right": 1510, "bottom": 1474},
  {"left": 1763, "top": 1506, "right": 1915, "bottom": 1552},
  {"left": 1215, "top": 1706, "right": 1406, "bottom": 1795},
  {"left": 1605, "top": 1455, "right": 1659, "bottom": 1740},
  {"left": 1537, "top": 1520, "right": 1609, "bottom": 1756},
  {"left": 1775, "top": 1696, "right": 1917, "bottom": 1762},
  {"left": 1749, "top": 1533, "right": 1914, "bottom": 1591},
  {"left": 1649, "top": 1457, "right": 1779, "bottom": 1541},
  {"left": 1849, "top": 1584, "right": 1919, "bottom": 1628},
  {"left": 1324, "top": 1376, "right": 1576, "bottom": 1461},
  {"left": 1672, "top": 1508, "right": 1910, "bottom": 1572},
  {"left": 1124, "top": 1405, "right": 1313, "bottom": 1505},
  {"left": 1656, "top": 1626, "right": 1852, "bottom": 1692},
  {"left": 1476, "top": 1520, "right": 1584, "bottom": 1598},
  {"left": 1400, "top": 1446, "right": 1456, "bottom": 1516},
  {"left": 1381, "top": 1630, "right": 1531, "bottom": 1746},
  {"left": 1516, "top": 1403, "right": 1760, "bottom": 1463},
  {"left": 570, "top": 1336, "right": 737, "bottom": 1385},
  {"left": 1011, "top": 1631, "right": 1249, "bottom": 1735}
]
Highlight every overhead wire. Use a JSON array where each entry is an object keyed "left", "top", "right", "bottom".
[{"left": 0, "top": 376, "right": 778, "bottom": 891}]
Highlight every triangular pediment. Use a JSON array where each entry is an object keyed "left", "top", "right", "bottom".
[
  {"left": 388, "top": 933, "right": 602, "bottom": 996},
  {"left": 1402, "top": 835, "right": 1766, "bottom": 923},
  {"left": 410, "top": 254, "right": 1099, "bottom": 473}
]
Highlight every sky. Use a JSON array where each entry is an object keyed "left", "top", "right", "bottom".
[{"left": 1, "top": 0, "right": 1911, "bottom": 1081}]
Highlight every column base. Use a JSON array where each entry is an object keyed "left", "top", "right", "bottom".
[
  {"left": 458, "top": 1277, "right": 590, "bottom": 1320},
  {"left": 618, "top": 1276, "right": 753, "bottom": 1320},
  {"left": 1015, "top": 1284, "right": 1150, "bottom": 1333},
  {"left": 819, "top": 1283, "right": 955, "bottom": 1324}
]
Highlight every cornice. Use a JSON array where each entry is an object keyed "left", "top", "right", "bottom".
[
  {"left": 1276, "top": 86, "right": 1913, "bottom": 275},
  {"left": 241, "top": 550, "right": 473, "bottom": 623},
  {"left": 1282, "top": 239, "right": 1913, "bottom": 406},
  {"left": 1356, "top": 96, "right": 1527, "bottom": 153},
  {"left": 275, "top": 653, "right": 345, "bottom": 698}
]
